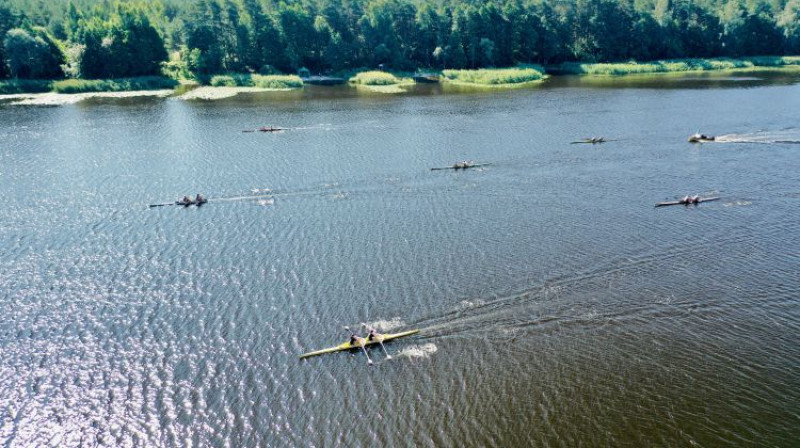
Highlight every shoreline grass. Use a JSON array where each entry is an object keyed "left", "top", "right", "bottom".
[
  {"left": 52, "top": 77, "right": 178, "bottom": 94},
  {"left": 549, "top": 56, "right": 800, "bottom": 76},
  {"left": 0, "top": 79, "right": 53, "bottom": 95},
  {"left": 208, "top": 74, "right": 303, "bottom": 89},
  {"left": 348, "top": 71, "right": 413, "bottom": 86},
  {"left": 441, "top": 66, "right": 545, "bottom": 86}
]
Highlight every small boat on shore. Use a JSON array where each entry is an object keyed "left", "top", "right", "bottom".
[
  {"left": 655, "top": 197, "right": 720, "bottom": 207},
  {"left": 688, "top": 133, "right": 715, "bottom": 143},
  {"left": 413, "top": 73, "right": 440, "bottom": 83},
  {"left": 302, "top": 76, "right": 347, "bottom": 86}
]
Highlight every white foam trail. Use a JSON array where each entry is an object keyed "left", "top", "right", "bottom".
[
  {"left": 396, "top": 343, "right": 438, "bottom": 359},
  {"left": 723, "top": 200, "right": 751, "bottom": 207},
  {"left": 364, "top": 318, "right": 405, "bottom": 331},
  {"left": 459, "top": 299, "right": 485, "bottom": 310}
]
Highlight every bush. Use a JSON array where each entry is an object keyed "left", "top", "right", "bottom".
[
  {"left": 349, "top": 71, "right": 409, "bottom": 85},
  {"left": 209, "top": 75, "right": 238, "bottom": 87}
]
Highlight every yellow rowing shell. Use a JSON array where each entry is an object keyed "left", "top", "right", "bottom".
[{"left": 299, "top": 329, "right": 421, "bottom": 359}]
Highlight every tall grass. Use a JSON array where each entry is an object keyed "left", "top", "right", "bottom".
[
  {"left": 52, "top": 77, "right": 178, "bottom": 93},
  {"left": 208, "top": 74, "right": 303, "bottom": 89},
  {"left": 442, "top": 66, "right": 545, "bottom": 85},
  {"left": 0, "top": 79, "right": 53, "bottom": 94},
  {"left": 551, "top": 57, "right": 800, "bottom": 75},
  {"left": 348, "top": 71, "right": 412, "bottom": 85}
]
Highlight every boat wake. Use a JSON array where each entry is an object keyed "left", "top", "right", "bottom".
[
  {"left": 395, "top": 343, "right": 438, "bottom": 359},
  {"left": 723, "top": 200, "right": 752, "bottom": 207},
  {"left": 715, "top": 128, "right": 800, "bottom": 144},
  {"left": 363, "top": 317, "right": 407, "bottom": 332}
]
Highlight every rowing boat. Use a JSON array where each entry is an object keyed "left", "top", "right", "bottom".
[
  {"left": 688, "top": 133, "right": 715, "bottom": 143},
  {"left": 175, "top": 198, "right": 208, "bottom": 207},
  {"left": 655, "top": 197, "right": 720, "bottom": 207},
  {"left": 431, "top": 163, "right": 491, "bottom": 171},
  {"left": 571, "top": 137, "right": 607, "bottom": 144},
  {"left": 299, "top": 329, "right": 420, "bottom": 359}
]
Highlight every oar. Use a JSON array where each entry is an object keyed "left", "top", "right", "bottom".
[
  {"left": 344, "top": 326, "right": 372, "bottom": 366},
  {"left": 149, "top": 202, "right": 175, "bottom": 208},
  {"left": 363, "top": 323, "right": 392, "bottom": 360}
]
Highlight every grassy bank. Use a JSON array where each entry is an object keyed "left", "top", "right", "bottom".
[
  {"left": 441, "top": 66, "right": 545, "bottom": 86},
  {"left": 209, "top": 74, "right": 303, "bottom": 89},
  {"left": 348, "top": 71, "right": 413, "bottom": 86},
  {"left": 0, "top": 79, "right": 53, "bottom": 94},
  {"left": 51, "top": 77, "right": 178, "bottom": 94},
  {"left": 550, "top": 56, "right": 800, "bottom": 76}
]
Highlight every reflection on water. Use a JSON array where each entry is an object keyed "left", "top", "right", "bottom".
[{"left": 1, "top": 71, "right": 800, "bottom": 447}]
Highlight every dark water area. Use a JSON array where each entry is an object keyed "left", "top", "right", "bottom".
[{"left": 1, "top": 71, "right": 799, "bottom": 447}]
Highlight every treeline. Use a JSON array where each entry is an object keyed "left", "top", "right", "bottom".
[{"left": 1, "top": 0, "right": 800, "bottom": 81}]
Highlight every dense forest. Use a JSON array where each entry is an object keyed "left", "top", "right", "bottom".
[{"left": 1, "top": 0, "right": 799, "bottom": 80}]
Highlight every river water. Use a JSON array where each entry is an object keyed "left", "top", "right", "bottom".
[{"left": 1, "top": 71, "right": 799, "bottom": 447}]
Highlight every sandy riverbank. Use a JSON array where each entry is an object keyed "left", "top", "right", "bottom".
[
  {"left": 1, "top": 90, "right": 174, "bottom": 106},
  {"left": 177, "top": 86, "right": 294, "bottom": 100},
  {"left": 0, "top": 86, "right": 296, "bottom": 105}
]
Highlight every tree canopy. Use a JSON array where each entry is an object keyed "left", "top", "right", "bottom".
[{"left": 0, "top": 0, "right": 797, "bottom": 80}]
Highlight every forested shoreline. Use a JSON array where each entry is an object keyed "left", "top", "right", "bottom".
[{"left": 1, "top": 0, "right": 800, "bottom": 87}]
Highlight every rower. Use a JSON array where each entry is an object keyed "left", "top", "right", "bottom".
[
  {"left": 182, "top": 195, "right": 192, "bottom": 204},
  {"left": 691, "top": 195, "right": 700, "bottom": 204},
  {"left": 363, "top": 325, "right": 392, "bottom": 360},
  {"left": 349, "top": 333, "right": 364, "bottom": 346},
  {"left": 681, "top": 195, "right": 690, "bottom": 204},
  {"left": 195, "top": 193, "right": 204, "bottom": 203}
]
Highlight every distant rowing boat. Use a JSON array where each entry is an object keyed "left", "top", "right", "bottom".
[
  {"left": 176, "top": 198, "right": 208, "bottom": 207},
  {"left": 299, "top": 329, "right": 420, "bottom": 359},
  {"left": 688, "top": 133, "right": 715, "bottom": 143},
  {"left": 431, "top": 162, "right": 491, "bottom": 171},
  {"left": 655, "top": 197, "right": 720, "bottom": 207},
  {"left": 149, "top": 198, "right": 208, "bottom": 208},
  {"left": 243, "top": 126, "right": 288, "bottom": 133},
  {"left": 571, "top": 137, "right": 610, "bottom": 144},
  {"left": 149, "top": 194, "right": 275, "bottom": 208}
]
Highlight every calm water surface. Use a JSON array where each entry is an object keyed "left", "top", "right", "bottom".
[{"left": 1, "top": 72, "right": 800, "bottom": 447}]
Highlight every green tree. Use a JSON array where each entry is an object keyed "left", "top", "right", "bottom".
[
  {"left": 0, "top": 0, "right": 18, "bottom": 78},
  {"left": 3, "top": 27, "right": 63, "bottom": 78},
  {"left": 778, "top": 0, "right": 800, "bottom": 53},
  {"left": 278, "top": 3, "right": 321, "bottom": 71}
]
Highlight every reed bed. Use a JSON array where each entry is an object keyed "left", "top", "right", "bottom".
[
  {"left": 52, "top": 77, "right": 178, "bottom": 93},
  {"left": 348, "top": 71, "right": 412, "bottom": 86},
  {"left": 552, "top": 57, "right": 800, "bottom": 75},
  {"left": 209, "top": 74, "right": 303, "bottom": 89},
  {"left": 442, "top": 66, "right": 545, "bottom": 85}
]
